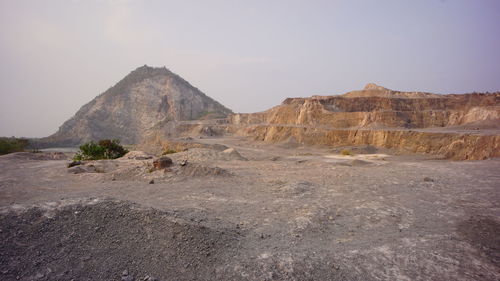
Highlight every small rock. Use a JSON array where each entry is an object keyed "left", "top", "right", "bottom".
[
  {"left": 122, "top": 269, "right": 129, "bottom": 276},
  {"left": 34, "top": 273, "right": 44, "bottom": 279},
  {"left": 67, "top": 161, "right": 82, "bottom": 168},
  {"left": 149, "top": 179, "right": 155, "bottom": 184},
  {"left": 349, "top": 159, "right": 371, "bottom": 166},
  {"left": 122, "top": 276, "right": 135, "bottom": 281},
  {"left": 67, "top": 165, "right": 96, "bottom": 174},
  {"left": 423, "top": 177, "right": 434, "bottom": 182},
  {"left": 152, "top": 157, "right": 173, "bottom": 170}
]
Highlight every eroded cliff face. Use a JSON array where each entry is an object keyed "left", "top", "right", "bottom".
[
  {"left": 232, "top": 91, "right": 499, "bottom": 129},
  {"left": 43, "top": 66, "right": 232, "bottom": 145},
  {"left": 237, "top": 125, "right": 499, "bottom": 160},
  {"left": 229, "top": 84, "right": 500, "bottom": 160}
]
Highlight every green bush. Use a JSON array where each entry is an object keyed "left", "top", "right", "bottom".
[
  {"left": 0, "top": 137, "right": 29, "bottom": 155},
  {"left": 74, "top": 139, "right": 128, "bottom": 161},
  {"left": 340, "top": 149, "right": 354, "bottom": 156},
  {"left": 162, "top": 149, "right": 177, "bottom": 155},
  {"left": 97, "top": 139, "right": 128, "bottom": 159}
]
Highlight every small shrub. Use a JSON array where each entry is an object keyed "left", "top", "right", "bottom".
[
  {"left": 162, "top": 149, "right": 177, "bottom": 155},
  {"left": 0, "top": 137, "right": 29, "bottom": 155},
  {"left": 340, "top": 149, "right": 354, "bottom": 156},
  {"left": 98, "top": 139, "right": 128, "bottom": 159},
  {"left": 73, "top": 139, "right": 128, "bottom": 161}
]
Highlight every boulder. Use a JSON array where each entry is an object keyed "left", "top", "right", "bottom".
[
  {"left": 67, "top": 161, "right": 82, "bottom": 168},
  {"left": 152, "top": 157, "right": 173, "bottom": 170}
]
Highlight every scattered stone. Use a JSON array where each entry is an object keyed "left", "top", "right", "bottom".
[
  {"left": 152, "top": 157, "right": 173, "bottom": 170},
  {"left": 67, "top": 165, "right": 97, "bottom": 174},
  {"left": 423, "top": 177, "right": 434, "bottom": 182},
  {"left": 149, "top": 179, "right": 155, "bottom": 184},
  {"left": 122, "top": 269, "right": 128, "bottom": 276},
  {"left": 278, "top": 181, "right": 315, "bottom": 197},
  {"left": 122, "top": 276, "right": 135, "bottom": 281}
]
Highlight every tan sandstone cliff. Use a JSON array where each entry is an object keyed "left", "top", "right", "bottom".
[{"left": 229, "top": 84, "right": 500, "bottom": 160}]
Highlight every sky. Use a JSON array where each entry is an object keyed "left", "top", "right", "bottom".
[{"left": 1, "top": 0, "right": 500, "bottom": 137}]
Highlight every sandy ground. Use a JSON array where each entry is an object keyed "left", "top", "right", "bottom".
[{"left": 0, "top": 137, "right": 499, "bottom": 280}]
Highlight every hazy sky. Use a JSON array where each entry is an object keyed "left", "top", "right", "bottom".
[{"left": 1, "top": 0, "right": 500, "bottom": 137}]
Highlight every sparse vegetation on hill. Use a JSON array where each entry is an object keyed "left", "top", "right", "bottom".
[
  {"left": 0, "top": 137, "right": 29, "bottom": 155},
  {"left": 73, "top": 139, "right": 128, "bottom": 161},
  {"left": 162, "top": 149, "right": 177, "bottom": 155},
  {"left": 341, "top": 149, "right": 354, "bottom": 156}
]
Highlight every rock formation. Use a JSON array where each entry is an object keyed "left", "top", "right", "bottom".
[
  {"left": 39, "top": 71, "right": 499, "bottom": 160},
  {"left": 229, "top": 84, "right": 500, "bottom": 160},
  {"left": 42, "top": 65, "right": 232, "bottom": 146}
]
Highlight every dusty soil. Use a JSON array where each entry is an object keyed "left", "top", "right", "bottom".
[{"left": 0, "top": 137, "right": 499, "bottom": 280}]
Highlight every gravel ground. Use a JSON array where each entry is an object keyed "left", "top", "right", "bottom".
[{"left": 0, "top": 137, "right": 499, "bottom": 280}]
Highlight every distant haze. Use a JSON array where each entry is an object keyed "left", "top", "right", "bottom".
[{"left": 1, "top": 0, "right": 500, "bottom": 137}]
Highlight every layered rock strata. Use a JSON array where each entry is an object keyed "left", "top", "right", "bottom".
[{"left": 229, "top": 84, "right": 500, "bottom": 160}]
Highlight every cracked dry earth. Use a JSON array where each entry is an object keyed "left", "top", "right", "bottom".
[{"left": 0, "top": 137, "right": 499, "bottom": 280}]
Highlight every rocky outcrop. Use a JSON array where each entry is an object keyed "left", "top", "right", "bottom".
[
  {"left": 42, "top": 65, "right": 232, "bottom": 146},
  {"left": 237, "top": 125, "right": 499, "bottom": 160},
  {"left": 229, "top": 84, "right": 500, "bottom": 160},
  {"left": 231, "top": 85, "right": 499, "bottom": 129},
  {"left": 38, "top": 72, "right": 499, "bottom": 160}
]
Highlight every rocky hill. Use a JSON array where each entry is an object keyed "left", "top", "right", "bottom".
[
  {"left": 39, "top": 74, "right": 499, "bottom": 160},
  {"left": 43, "top": 66, "right": 232, "bottom": 146},
  {"left": 229, "top": 84, "right": 500, "bottom": 160}
]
